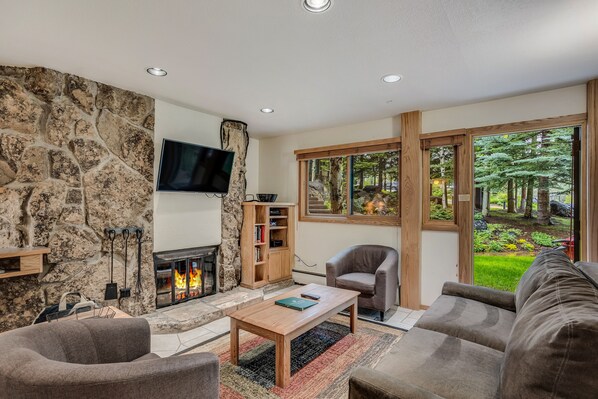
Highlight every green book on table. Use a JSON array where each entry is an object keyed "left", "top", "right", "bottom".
[{"left": 275, "top": 297, "right": 318, "bottom": 311}]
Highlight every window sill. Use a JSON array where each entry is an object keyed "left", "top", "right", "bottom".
[
  {"left": 422, "top": 222, "right": 458, "bottom": 232},
  {"left": 299, "top": 215, "right": 400, "bottom": 227}
]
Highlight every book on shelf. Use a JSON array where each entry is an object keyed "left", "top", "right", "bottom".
[
  {"left": 254, "top": 247, "right": 262, "bottom": 262},
  {"left": 254, "top": 225, "right": 265, "bottom": 243}
]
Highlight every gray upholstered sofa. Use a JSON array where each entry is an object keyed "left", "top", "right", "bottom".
[
  {"left": 0, "top": 318, "right": 219, "bottom": 399},
  {"left": 326, "top": 245, "right": 399, "bottom": 321},
  {"left": 349, "top": 250, "right": 598, "bottom": 399}
]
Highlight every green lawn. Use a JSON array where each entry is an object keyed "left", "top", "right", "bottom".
[{"left": 474, "top": 255, "right": 535, "bottom": 292}]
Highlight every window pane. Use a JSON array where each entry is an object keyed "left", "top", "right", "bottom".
[
  {"left": 429, "top": 146, "right": 455, "bottom": 221},
  {"left": 351, "top": 151, "right": 399, "bottom": 216},
  {"left": 307, "top": 157, "right": 347, "bottom": 215}
]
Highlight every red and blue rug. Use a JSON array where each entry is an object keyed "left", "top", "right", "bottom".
[{"left": 186, "top": 315, "right": 404, "bottom": 399}]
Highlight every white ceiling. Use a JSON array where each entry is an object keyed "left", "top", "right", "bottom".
[{"left": 1, "top": 0, "right": 597, "bottom": 138}]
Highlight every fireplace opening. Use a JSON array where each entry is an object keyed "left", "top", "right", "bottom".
[{"left": 154, "top": 246, "right": 217, "bottom": 308}]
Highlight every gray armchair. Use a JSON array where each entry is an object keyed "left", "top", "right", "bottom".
[
  {"left": 326, "top": 245, "right": 399, "bottom": 321},
  {"left": 0, "top": 318, "right": 219, "bottom": 399}
]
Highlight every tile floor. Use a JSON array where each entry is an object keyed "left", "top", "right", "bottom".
[{"left": 150, "top": 285, "right": 424, "bottom": 357}]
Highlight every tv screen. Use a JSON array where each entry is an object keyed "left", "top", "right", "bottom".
[{"left": 157, "top": 139, "right": 234, "bottom": 193}]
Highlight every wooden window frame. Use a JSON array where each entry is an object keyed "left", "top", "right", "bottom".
[
  {"left": 295, "top": 138, "right": 401, "bottom": 226},
  {"left": 421, "top": 135, "right": 464, "bottom": 231}
]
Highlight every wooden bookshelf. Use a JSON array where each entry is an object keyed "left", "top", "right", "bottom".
[
  {"left": 241, "top": 202, "right": 295, "bottom": 289},
  {"left": 0, "top": 247, "right": 49, "bottom": 279}
]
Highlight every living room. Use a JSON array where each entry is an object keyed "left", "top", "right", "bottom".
[{"left": 1, "top": 1, "right": 597, "bottom": 398}]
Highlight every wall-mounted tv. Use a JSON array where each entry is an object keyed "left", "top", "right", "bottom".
[{"left": 157, "top": 139, "right": 235, "bottom": 193}]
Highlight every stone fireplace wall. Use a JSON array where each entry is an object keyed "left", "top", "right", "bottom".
[
  {"left": 0, "top": 66, "right": 155, "bottom": 332},
  {"left": 219, "top": 120, "right": 249, "bottom": 291}
]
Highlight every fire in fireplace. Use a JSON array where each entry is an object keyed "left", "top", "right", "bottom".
[{"left": 154, "top": 246, "right": 217, "bottom": 308}]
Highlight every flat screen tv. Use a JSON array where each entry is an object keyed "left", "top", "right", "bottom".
[{"left": 157, "top": 139, "right": 235, "bottom": 193}]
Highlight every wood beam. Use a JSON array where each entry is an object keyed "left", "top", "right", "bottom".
[
  {"left": 400, "top": 111, "right": 422, "bottom": 309},
  {"left": 588, "top": 80, "right": 598, "bottom": 262}
]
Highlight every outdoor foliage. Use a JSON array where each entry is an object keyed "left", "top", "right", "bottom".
[
  {"left": 428, "top": 145, "right": 454, "bottom": 221},
  {"left": 474, "top": 224, "right": 531, "bottom": 253},
  {"left": 475, "top": 128, "right": 574, "bottom": 223},
  {"left": 474, "top": 255, "right": 535, "bottom": 292},
  {"left": 430, "top": 203, "right": 453, "bottom": 220},
  {"left": 531, "top": 231, "right": 556, "bottom": 247}
]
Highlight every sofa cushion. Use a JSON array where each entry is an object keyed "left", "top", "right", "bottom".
[
  {"left": 575, "top": 261, "right": 598, "bottom": 288},
  {"left": 514, "top": 250, "right": 579, "bottom": 311},
  {"left": 501, "top": 269, "right": 598, "bottom": 398},
  {"left": 415, "top": 294, "right": 515, "bottom": 351},
  {"left": 336, "top": 273, "right": 375, "bottom": 295},
  {"left": 374, "top": 327, "right": 503, "bottom": 399}
]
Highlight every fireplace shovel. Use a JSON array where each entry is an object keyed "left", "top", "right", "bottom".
[
  {"left": 134, "top": 228, "right": 143, "bottom": 295},
  {"left": 104, "top": 229, "right": 118, "bottom": 300}
]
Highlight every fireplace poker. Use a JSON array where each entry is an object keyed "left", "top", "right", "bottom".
[
  {"left": 104, "top": 229, "right": 118, "bottom": 300},
  {"left": 134, "top": 228, "right": 143, "bottom": 295},
  {"left": 119, "top": 229, "right": 131, "bottom": 299}
]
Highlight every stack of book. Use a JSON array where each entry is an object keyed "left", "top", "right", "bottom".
[
  {"left": 254, "top": 226, "right": 265, "bottom": 243},
  {"left": 255, "top": 247, "right": 262, "bottom": 262}
]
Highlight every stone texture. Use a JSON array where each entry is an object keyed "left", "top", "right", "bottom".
[
  {"left": 65, "top": 188, "right": 82, "bottom": 204},
  {"left": 97, "top": 83, "right": 153, "bottom": 124},
  {"left": 0, "top": 77, "right": 43, "bottom": 135},
  {"left": 45, "top": 98, "right": 80, "bottom": 146},
  {"left": 69, "top": 138, "right": 109, "bottom": 171},
  {"left": 97, "top": 110, "right": 153, "bottom": 181},
  {"left": 28, "top": 180, "right": 67, "bottom": 246},
  {"left": 24, "top": 67, "right": 64, "bottom": 102},
  {"left": 74, "top": 119, "right": 96, "bottom": 138},
  {"left": 83, "top": 159, "right": 152, "bottom": 236},
  {"left": 59, "top": 205, "right": 85, "bottom": 225},
  {"left": 48, "top": 225, "right": 100, "bottom": 263},
  {"left": 65, "top": 74, "right": 96, "bottom": 114},
  {"left": 0, "top": 65, "right": 155, "bottom": 332},
  {"left": 0, "top": 276, "right": 45, "bottom": 332},
  {"left": 218, "top": 121, "right": 249, "bottom": 292},
  {"left": 0, "top": 161, "right": 15, "bottom": 185},
  {"left": 16, "top": 146, "right": 49, "bottom": 182},
  {"left": 50, "top": 149, "right": 81, "bottom": 186},
  {"left": 0, "top": 131, "right": 34, "bottom": 170},
  {"left": 143, "top": 113, "right": 155, "bottom": 130}
]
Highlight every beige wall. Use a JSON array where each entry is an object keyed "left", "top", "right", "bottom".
[
  {"left": 153, "top": 100, "right": 259, "bottom": 252},
  {"left": 260, "top": 84, "right": 587, "bottom": 306}
]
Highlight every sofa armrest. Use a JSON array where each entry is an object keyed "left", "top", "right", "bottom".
[
  {"left": 442, "top": 282, "right": 516, "bottom": 312},
  {"left": 326, "top": 247, "right": 354, "bottom": 287},
  {"left": 349, "top": 367, "right": 444, "bottom": 399},
  {"left": 5, "top": 352, "right": 219, "bottom": 399},
  {"left": 375, "top": 252, "right": 399, "bottom": 309}
]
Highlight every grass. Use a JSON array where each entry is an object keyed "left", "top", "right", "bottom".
[{"left": 474, "top": 255, "right": 535, "bottom": 292}]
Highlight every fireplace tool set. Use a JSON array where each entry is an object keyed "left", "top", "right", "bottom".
[{"left": 104, "top": 227, "right": 144, "bottom": 301}]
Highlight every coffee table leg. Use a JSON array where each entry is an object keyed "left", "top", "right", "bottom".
[
  {"left": 230, "top": 319, "right": 239, "bottom": 366},
  {"left": 349, "top": 299, "right": 357, "bottom": 334},
  {"left": 275, "top": 334, "right": 291, "bottom": 388}
]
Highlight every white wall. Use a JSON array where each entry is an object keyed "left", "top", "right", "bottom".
[
  {"left": 259, "top": 84, "right": 587, "bottom": 307},
  {"left": 154, "top": 100, "right": 259, "bottom": 252}
]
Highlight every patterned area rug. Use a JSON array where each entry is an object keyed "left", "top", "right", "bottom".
[{"left": 184, "top": 315, "right": 404, "bottom": 399}]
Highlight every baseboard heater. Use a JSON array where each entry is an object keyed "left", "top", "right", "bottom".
[{"left": 292, "top": 269, "right": 326, "bottom": 278}]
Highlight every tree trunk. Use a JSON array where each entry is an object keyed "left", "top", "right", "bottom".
[
  {"left": 482, "top": 187, "right": 490, "bottom": 217},
  {"left": 328, "top": 158, "right": 342, "bottom": 214},
  {"left": 524, "top": 177, "right": 534, "bottom": 218},
  {"left": 507, "top": 179, "right": 515, "bottom": 213},
  {"left": 315, "top": 159, "right": 323, "bottom": 182},
  {"left": 519, "top": 180, "right": 527, "bottom": 213},
  {"left": 537, "top": 176, "right": 551, "bottom": 224}
]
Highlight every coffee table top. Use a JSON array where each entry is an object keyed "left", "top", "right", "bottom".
[{"left": 229, "top": 283, "right": 359, "bottom": 336}]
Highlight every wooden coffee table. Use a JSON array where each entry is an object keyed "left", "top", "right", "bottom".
[{"left": 229, "top": 283, "right": 360, "bottom": 388}]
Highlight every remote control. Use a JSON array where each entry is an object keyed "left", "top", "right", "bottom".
[{"left": 301, "top": 293, "right": 320, "bottom": 300}]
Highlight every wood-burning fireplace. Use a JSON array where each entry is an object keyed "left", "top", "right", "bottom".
[{"left": 153, "top": 246, "right": 217, "bottom": 308}]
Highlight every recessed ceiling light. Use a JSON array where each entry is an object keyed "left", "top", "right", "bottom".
[
  {"left": 260, "top": 108, "right": 274, "bottom": 113},
  {"left": 303, "top": 0, "right": 332, "bottom": 13},
  {"left": 146, "top": 67, "right": 167, "bottom": 77},
  {"left": 381, "top": 74, "right": 402, "bottom": 83}
]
